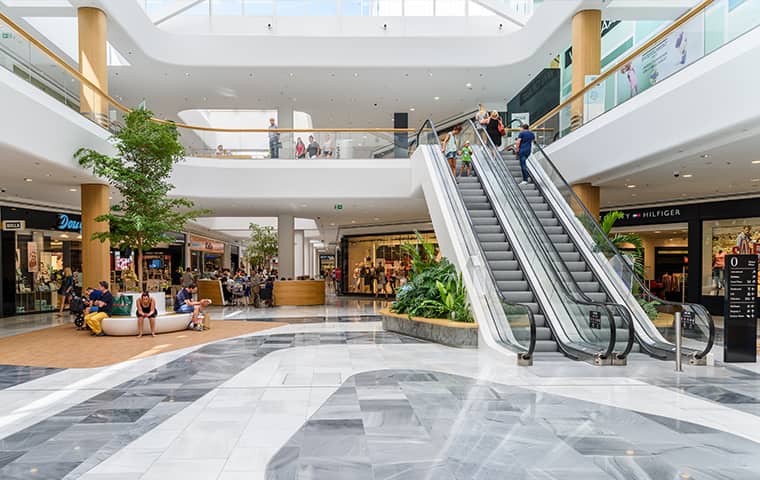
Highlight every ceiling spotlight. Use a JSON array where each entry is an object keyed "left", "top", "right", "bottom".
[
  {"left": 184, "top": 72, "right": 190, "bottom": 77},
  {"left": 434, "top": 96, "right": 440, "bottom": 100},
  {"left": 700, "top": 153, "right": 711, "bottom": 158},
  {"left": 428, "top": 72, "right": 433, "bottom": 77},
  {"left": 409, "top": 107, "right": 415, "bottom": 111},
  {"left": 626, "top": 184, "right": 636, "bottom": 189},
  {"left": 753, "top": 160, "right": 760, "bottom": 164},
  {"left": 353, "top": 72, "right": 359, "bottom": 77},
  {"left": 682, "top": 174, "right": 693, "bottom": 178},
  {"left": 465, "top": 82, "right": 472, "bottom": 89},
  {"left": 68, "top": 188, "right": 77, "bottom": 192},
  {"left": 24, "top": 178, "right": 32, "bottom": 182},
  {"left": 289, "top": 72, "right": 294, "bottom": 77}
]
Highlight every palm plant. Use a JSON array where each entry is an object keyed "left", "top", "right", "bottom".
[{"left": 600, "top": 211, "right": 645, "bottom": 281}]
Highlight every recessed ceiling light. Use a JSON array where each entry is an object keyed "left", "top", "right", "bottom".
[
  {"left": 68, "top": 188, "right": 77, "bottom": 192},
  {"left": 465, "top": 82, "right": 472, "bottom": 88},
  {"left": 631, "top": 193, "right": 637, "bottom": 197},
  {"left": 46, "top": 173, "right": 52, "bottom": 177},
  {"left": 289, "top": 72, "right": 294, "bottom": 77},
  {"left": 700, "top": 154, "right": 711, "bottom": 158},
  {"left": 351, "top": 220, "right": 356, "bottom": 224},
  {"left": 184, "top": 72, "right": 190, "bottom": 77},
  {"left": 434, "top": 96, "right": 440, "bottom": 100},
  {"left": 329, "top": 222, "right": 336, "bottom": 226},
  {"left": 753, "top": 179, "right": 760, "bottom": 182},
  {"left": 753, "top": 160, "right": 760, "bottom": 164},
  {"left": 409, "top": 107, "right": 415, "bottom": 111},
  {"left": 654, "top": 231, "right": 661, "bottom": 234},
  {"left": 682, "top": 174, "right": 693, "bottom": 178},
  {"left": 24, "top": 178, "right": 32, "bottom": 182},
  {"left": 627, "top": 184, "right": 636, "bottom": 189},
  {"left": 428, "top": 72, "right": 433, "bottom": 77},
  {"left": 353, "top": 73, "right": 359, "bottom": 77},
  {"left": 374, "top": 217, "right": 380, "bottom": 221}
]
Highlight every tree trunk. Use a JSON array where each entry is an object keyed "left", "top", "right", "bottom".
[{"left": 137, "top": 239, "right": 144, "bottom": 292}]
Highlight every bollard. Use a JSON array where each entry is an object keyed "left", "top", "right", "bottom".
[{"left": 675, "top": 311, "right": 683, "bottom": 372}]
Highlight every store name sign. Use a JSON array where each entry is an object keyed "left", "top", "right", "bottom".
[
  {"left": 2, "top": 220, "right": 25, "bottom": 230},
  {"left": 56, "top": 214, "right": 82, "bottom": 232},
  {"left": 624, "top": 208, "right": 682, "bottom": 221}
]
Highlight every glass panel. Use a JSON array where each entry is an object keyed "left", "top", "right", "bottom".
[
  {"left": 243, "top": 0, "right": 274, "bottom": 15},
  {"left": 405, "top": 0, "right": 434, "bottom": 16},
  {"left": 211, "top": 0, "right": 242, "bottom": 15},
  {"left": 436, "top": 0, "right": 466, "bottom": 16},
  {"left": 310, "top": 0, "right": 338, "bottom": 16},
  {"left": 276, "top": 0, "right": 308, "bottom": 16},
  {"left": 468, "top": 1, "right": 495, "bottom": 16}
]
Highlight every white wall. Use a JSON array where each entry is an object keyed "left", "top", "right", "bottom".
[{"left": 544, "top": 22, "right": 760, "bottom": 185}]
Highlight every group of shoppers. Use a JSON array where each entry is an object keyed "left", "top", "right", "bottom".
[{"left": 269, "top": 117, "right": 335, "bottom": 159}]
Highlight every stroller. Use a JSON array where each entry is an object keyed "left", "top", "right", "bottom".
[{"left": 69, "top": 294, "right": 87, "bottom": 328}]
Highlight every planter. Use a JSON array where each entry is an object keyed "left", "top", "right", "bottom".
[{"left": 380, "top": 308, "right": 478, "bottom": 348}]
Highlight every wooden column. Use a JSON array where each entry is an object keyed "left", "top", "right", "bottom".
[
  {"left": 78, "top": 7, "right": 108, "bottom": 125},
  {"left": 570, "top": 9, "right": 601, "bottom": 128},
  {"left": 572, "top": 182, "right": 600, "bottom": 219},
  {"left": 571, "top": 10, "right": 602, "bottom": 213},
  {"left": 81, "top": 184, "right": 110, "bottom": 290}
]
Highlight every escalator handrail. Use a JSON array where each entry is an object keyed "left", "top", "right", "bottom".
[
  {"left": 415, "top": 119, "right": 536, "bottom": 361},
  {"left": 468, "top": 119, "right": 622, "bottom": 361},
  {"left": 531, "top": 141, "right": 714, "bottom": 360}
]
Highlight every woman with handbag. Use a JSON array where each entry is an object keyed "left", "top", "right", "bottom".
[{"left": 486, "top": 111, "right": 503, "bottom": 149}]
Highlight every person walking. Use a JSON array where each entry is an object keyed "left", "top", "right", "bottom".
[
  {"left": 515, "top": 123, "right": 536, "bottom": 185},
  {"left": 442, "top": 125, "right": 462, "bottom": 177},
  {"left": 268, "top": 117, "right": 280, "bottom": 159},
  {"left": 56, "top": 267, "right": 74, "bottom": 316}
]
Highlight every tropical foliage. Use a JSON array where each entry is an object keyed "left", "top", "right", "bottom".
[
  {"left": 75, "top": 108, "right": 208, "bottom": 289},
  {"left": 391, "top": 233, "right": 472, "bottom": 322},
  {"left": 600, "top": 211, "right": 645, "bottom": 281}
]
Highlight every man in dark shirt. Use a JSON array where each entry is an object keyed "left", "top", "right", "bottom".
[
  {"left": 515, "top": 124, "right": 536, "bottom": 185},
  {"left": 85, "top": 281, "right": 114, "bottom": 336},
  {"left": 174, "top": 284, "right": 211, "bottom": 330}
]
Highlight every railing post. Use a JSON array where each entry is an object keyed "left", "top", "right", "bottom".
[{"left": 675, "top": 311, "right": 683, "bottom": 372}]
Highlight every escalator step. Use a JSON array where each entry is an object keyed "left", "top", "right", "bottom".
[
  {"left": 493, "top": 270, "right": 523, "bottom": 281},
  {"left": 482, "top": 242, "right": 510, "bottom": 251},
  {"left": 462, "top": 195, "right": 488, "bottom": 203},
  {"left": 571, "top": 271, "right": 594, "bottom": 282},
  {"left": 470, "top": 210, "right": 496, "bottom": 218},
  {"left": 477, "top": 233, "right": 507, "bottom": 243},
  {"left": 559, "top": 252, "right": 580, "bottom": 261},
  {"left": 502, "top": 292, "right": 534, "bottom": 304},
  {"left": 497, "top": 280, "right": 529, "bottom": 291},
  {"left": 577, "top": 282, "right": 601, "bottom": 292},
  {"left": 533, "top": 314, "right": 546, "bottom": 327},
  {"left": 474, "top": 225, "right": 502, "bottom": 234},
  {"left": 586, "top": 292, "right": 607, "bottom": 302},
  {"left": 548, "top": 234, "right": 569, "bottom": 243},
  {"left": 554, "top": 243, "right": 575, "bottom": 252},
  {"left": 485, "top": 251, "right": 514, "bottom": 261},
  {"left": 458, "top": 177, "right": 480, "bottom": 183},
  {"left": 540, "top": 218, "right": 559, "bottom": 227},
  {"left": 465, "top": 202, "right": 492, "bottom": 210},
  {"left": 544, "top": 226, "right": 564, "bottom": 235},
  {"left": 534, "top": 340, "right": 559, "bottom": 352},
  {"left": 531, "top": 203, "right": 549, "bottom": 211},
  {"left": 534, "top": 210, "right": 554, "bottom": 219},
  {"left": 488, "top": 260, "right": 518, "bottom": 270},
  {"left": 472, "top": 217, "right": 498, "bottom": 225},
  {"left": 565, "top": 261, "right": 587, "bottom": 271}
]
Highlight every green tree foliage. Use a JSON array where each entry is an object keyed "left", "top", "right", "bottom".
[
  {"left": 75, "top": 108, "right": 209, "bottom": 288},
  {"left": 600, "top": 211, "right": 645, "bottom": 280},
  {"left": 391, "top": 233, "right": 472, "bottom": 322},
  {"left": 245, "top": 223, "right": 278, "bottom": 269}
]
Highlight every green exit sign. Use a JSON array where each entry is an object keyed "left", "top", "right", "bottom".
[{"left": 334, "top": 204, "right": 343, "bottom": 210}]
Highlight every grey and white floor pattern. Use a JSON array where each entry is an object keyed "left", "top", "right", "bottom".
[{"left": 1, "top": 303, "right": 760, "bottom": 479}]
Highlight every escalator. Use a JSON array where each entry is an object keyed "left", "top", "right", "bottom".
[
  {"left": 505, "top": 139, "right": 715, "bottom": 362},
  {"left": 417, "top": 119, "right": 633, "bottom": 365}
]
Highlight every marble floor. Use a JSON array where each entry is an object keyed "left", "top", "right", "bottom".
[{"left": 1, "top": 298, "right": 760, "bottom": 479}]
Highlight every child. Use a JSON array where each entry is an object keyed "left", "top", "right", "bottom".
[{"left": 459, "top": 141, "right": 473, "bottom": 177}]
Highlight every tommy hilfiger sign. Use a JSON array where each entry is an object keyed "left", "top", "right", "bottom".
[{"left": 602, "top": 205, "right": 697, "bottom": 226}]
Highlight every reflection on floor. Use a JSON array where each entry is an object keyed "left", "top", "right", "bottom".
[
  {"left": 270, "top": 370, "right": 760, "bottom": 480},
  {"left": 0, "top": 298, "right": 760, "bottom": 479}
]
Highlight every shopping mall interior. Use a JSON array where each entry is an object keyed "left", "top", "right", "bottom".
[{"left": 2, "top": 0, "right": 760, "bottom": 478}]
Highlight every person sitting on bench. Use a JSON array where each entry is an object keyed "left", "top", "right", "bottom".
[
  {"left": 136, "top": 291, "right": 157, "bottom": 338},
  {"left": 85, "top": 281, "right": 114, "bottom": 337},
  {"left": 174, "top": 284, "right": 211, "bottom": 331}
]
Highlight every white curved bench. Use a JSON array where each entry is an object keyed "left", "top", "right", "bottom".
[{"left": 101, "top": 313, "right": 193, "bottom": 336}]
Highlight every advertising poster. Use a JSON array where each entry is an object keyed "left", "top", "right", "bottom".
[
  {"left": 616, "top": 13, "right": 705, "bottom": 104},
  {"left": 509, "top": 112, "right": 530, "bottom": 144},
  {"left": 27, "top": 242, "right": 38, "bottom": 273},
  {"left": 583, "top": 75, "right": 605, "bottom": 123}
]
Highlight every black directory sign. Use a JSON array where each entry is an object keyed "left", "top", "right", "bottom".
[
  {"left": 724, "top": 255, "right": 758, "bottom": 363},
  {"left": 589, "top": 310, "right": 602, "bottom": 330},
  {"left": 681, "top": 311, "right": 696, "bottom": 330}
]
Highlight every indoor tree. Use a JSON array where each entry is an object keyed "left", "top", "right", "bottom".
[
  {"left": 601, "top": 211, "right": 645, "bottom": 280},
  {"left": 244, "top": 223, "right": 278, "bottom": 270},
  {"left": 75, "top": 108, "right": 208, "bottom": 290}
]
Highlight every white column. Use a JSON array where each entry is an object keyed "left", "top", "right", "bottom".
[
  {"left": 303, "top": 240, "right": 312, "bottom": 278},
  {"left": 278, "top": 105, "right": 294, "bottom": 158},
  {"left": 294, "top": 230, "right": 304, "bottom": 278},
  {"left": 278, "top": 214, "right": 295, "bottom": 279}
]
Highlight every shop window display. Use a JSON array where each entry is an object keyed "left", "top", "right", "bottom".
[
  {"left": 702, "top": 218, "right": 760, "bottom": 296},
  {"left": 344, "top": 232, "right": 438, "bottom": 295},
  {"left": 15, "top": 230, "right": 82, "bottom": 313}
]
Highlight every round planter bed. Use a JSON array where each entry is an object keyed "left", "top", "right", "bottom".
[
  {"left": 379, "top": 308, "right": 478, "bottom": 348},
  {"left": 101, "top": 313, "right": 193, "bottom": 336}
]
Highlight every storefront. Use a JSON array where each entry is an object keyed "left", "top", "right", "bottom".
[
  {"left": 188, "top": 235, "right": 225, "bottom": 274},
  {"left": 319, "top": 254, "right": 335, "bottom": 275},
  {"left": 603, "top": 199, "right": 760, "bottom": 315},
  {"left": 1, "top": 207, "right": 82, "bottom": 317},
  {"left": 338, "top": 231, "right": 438, "bottom": 295},
  {"left": 111, "top": 232, "right": 186, "bottom": 293}
]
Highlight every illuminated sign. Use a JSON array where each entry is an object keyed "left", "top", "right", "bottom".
[{"left": 56, "top": 214, "right": 82, "bottom": 232}]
